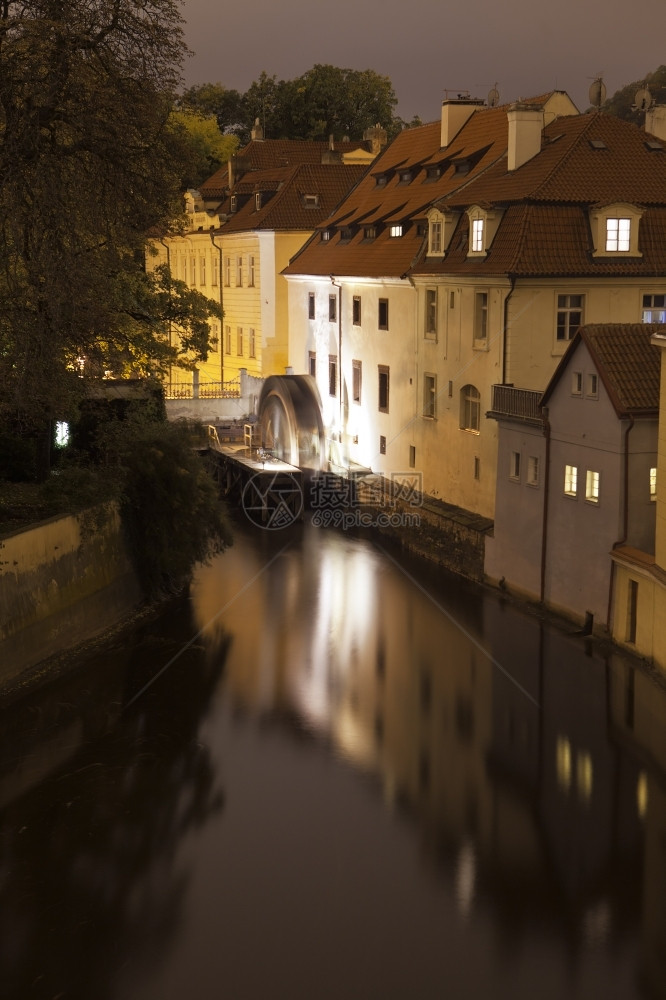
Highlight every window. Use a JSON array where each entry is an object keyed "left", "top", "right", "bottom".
[
  {"left": 180, "top": 255, "right": 186, "bottom": 281},
  {"left": 378, "top": 366, "right": 390, "bottom": 413},
  {"left": 224, "top": 257, "right": 230, "bottom": 286},
  {"left": 425, "top": 288, "right": 437, "bottom": 338},
  {"left": 209, "top": 323, "right": 219, "bottom": 352},
  {"left": 425, "top": 165, "right": 441, "bottom": 181},
  {"left": 303, "top": 193, "right": 319, "bottom": 208},
  {"left": 225, "top": 325, "right": 231, "bottom": 354},
  {"left": 248, "top": 256, "right": 255, "bottom": 287},
  {"left": 352, "top": 295, "right": 361, "bottom": 325},
  {"left": 249, "top": 328, "right": 256, "bottom": 358},
  {"left": 328, "top": 356, "right": 337, "bottom": 396},
  {"left": 460, "top": 384, "right": 480, "bottom": 432},
  {"left": 363, "top": 226, "right": 376, "bottom": 241},
  {"left": 509, "top": 451, "right": 521, "bottom": 480},
  {"left": 643, "top": 294, "right": 666, "bottom": 322},
  {"left": 255, "top": 192, "right": 262, "bottom": 211},
  {"left": 308, "top": 351, "right": 316, "bottom": 377},
  {"left": 375, "top": 174, "right": 387, "bottom": 187},
  {"left": 557, "top": 294, "right": 584, "bottom": 341},
  {"left": 585, "top": 469, "right": 600, "bottom": 503},
  {"left": 236, "top": 256, "right": 242, "bottom": 286},
  {"left": 409, "top": 445, "right": 416, "bottom": 468},
  {"left": 398, "top": 169, "right": 412, "bottom": 184},
  {"left": 230, "top": 195, "right": 237, "bottom": 213},
  {"left": 199, "top": 256, "right": 206, "bottom": 285},
  {"left": 423, "top": 373, "right": 437, "bottom": 418},
  {"left": 321, "top": 229, "right": 330, "bottom": 242},
  {"left": 378, "top": 299, "right": 389, "bottom": 330},
  {"left": 379, "top": 435, "right": 387, "bottom": 454},
  {"left": 587, "top": 373, "right": 598, "bottom": 398},
  {"left": 212, "top": 255, "right": 219, "bottom": 287},
  {"left": 352, "top": 360, "right": 362, "bottom": 403},
  {"left": 340, "top": 227, "right": 352, "bottom": 241},
  {"left": 572, "top": 371, "right": 583, "bottom": 395},
  {"left": 308, "top": 292, "right": 315, "bottom": 320},
  {"left": 429, "top": 220, "right": 442, "bottom": 254},
  {"left": 474, "top": 292, "right": 488, "bottom": 342},
  {"left": 606, "top": 217, "right": 631, "bottom": 251},
  {"left": 329, "top": 295, "right": 337, "bottom": 322},
  {"left": 474, "top": 456, "right": 481, "bottom": 480},
  {"left": 564, "top": 464, "right": 578, "bottom": 497},
  {"left": 189, "top": 256, "right": 196, "bottom": 284},
  {"left": 389, "top": 224, "right": 403, "bottom": 237},
  {"left": 236, "top": 327, "right": 243, "bottom": 356},
  {"left": 527, "top": 455, "right": 539, "bottom": 486},
  {"left": 471, "top": 218, "right": 484, "bottom": 252},
  {"left": 650, "top": 467, "right": 657, "bottom": 501}
]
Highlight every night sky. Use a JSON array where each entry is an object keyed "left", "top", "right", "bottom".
[{"left": 178, "top": 0, "right": 665, "bottom": 123}]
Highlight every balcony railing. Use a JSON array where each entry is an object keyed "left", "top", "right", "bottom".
[
  {"left": 489, "top": 385, "right": 543, "bottom": 423},
  {"left": 164, "top": 378, "right": 241, "bottom": 400}
]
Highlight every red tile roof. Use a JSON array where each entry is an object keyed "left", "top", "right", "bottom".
[{"left": 542, "top": 324, "right": 663, "bottom": 415}]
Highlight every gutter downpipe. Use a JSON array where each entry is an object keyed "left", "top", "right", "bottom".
[
  {"left": 501, "top": 275, "right": 516, "bottom": 386},
  {"left": 539, "top": 405, "right": 551, "bottom": 604},
  {"left": 606, "top": 416, "right": 634, "bottom": 631},
  {"left": 210, "top": 231, "right": 225, "bottom": 386}
]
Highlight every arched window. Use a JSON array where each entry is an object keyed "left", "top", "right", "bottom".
[{"left": 460, "top": 384, "right": 481, "bottom": 432}]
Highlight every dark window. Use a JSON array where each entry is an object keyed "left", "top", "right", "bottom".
[
  {"left": 556, "top": 294, "right": 584, "bottom": 341},
  {"left": 329, "top": 295, "right": 337, "bottom": 322},
  {"left": 378, "top": 365, "right": 390, "bottom": 413},
  {"left": 378, "top": 298, "right": 389, "bottom": 330},
  {"left": 308, "top": 292, "right": 315, "bottom": 320},
  {"left": 379, "top": 435, "right": 386, "bottom": 454},
  {"left": 308, "top": 351, "right": 316, "bottom": 377},
  {"left": 328, "top": 356, "right": 337, "bottom": 397},
  {"left": 353, "top": 296, "right": 361, "bottom": 325}
]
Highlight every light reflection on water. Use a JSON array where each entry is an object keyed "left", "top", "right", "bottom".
[{"left": 1, "top": 520, "right": 665, "bottom": 999}]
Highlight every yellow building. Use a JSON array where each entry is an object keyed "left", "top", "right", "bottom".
[{"left": 611, "top": 328, "right": 666, "bottom": 670}]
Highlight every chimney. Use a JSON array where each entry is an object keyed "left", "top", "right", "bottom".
[
  {"left": 251, "top": 117, "right": 264, "bottom": 141},
  {"left": 440, "top": 97, "right": 484, "bottom": 147},
  {"left": 362, "top": 123, "right": 388, "bottom": 155},
  {"left": 646, "top": 105, "right": 666, "bottom": 141},
  {"left": 507, "top": 102, "right": 544, "bottom": 170}
]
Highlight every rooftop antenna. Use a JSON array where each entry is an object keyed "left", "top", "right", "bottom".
[
  {"left": 487, "top": 84, "right": 500, "bottom": 107},
  {"left": 633, "top": 85, "right": 653, "bottom": 113},
  {"left": 588, "top": 76, "right": 606, "bottom": 109}
]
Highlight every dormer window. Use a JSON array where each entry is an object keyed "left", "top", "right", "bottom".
[
  {"left": 398, "top": 169, "right": 412, "bottom": 184},
  {"left": 590, "top": 203, "right": 643, "bottom": 258},
  {"left": 466, "top": 205, "right": 501, "bottom": 258},
  {"left": 363, "top": 225, "right": 376, "bottom": 241},
  {"left": 429, "top": 220, "right": 442, "bottom": 254},
  {"left": 303, "top": 193, "right": 319, "bottom": 208},
  {"left": 426, "top": 207, "right": 460, "bottom": 257},
  {"left": 230, "top": 195, "right": 237, "bottom": 213},
  {"left": 453, "top": 159, "right": 470, "bottom": 175},
  {"left": 389, "top": 224, "right": 403, "bottom": 238},
  {"left": 321, "top": 229, "right": 330, "bottom": 242},
  {"left": 471, "top": 218, "right": 485, "bottom": 252},
  {"left": 425, "top": 166, "right": 441, "bottom": 181},
  {"left": 375, "top": 174, "right": 387, "bottom": 187},
  {"left": 255, "top": 192, "right": 262, "bottom": 211},
  {"left": 340, "top": 227, "right": 353, "bottom": 242}
]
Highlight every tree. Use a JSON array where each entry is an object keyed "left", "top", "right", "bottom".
[
  {"left": 169, "top": 108, "right": 239, "bottom": 188},
  {"left": 177, "top": 81, "right": 246, "bottom": 137},
  {"left": 0, "top": 0, "right": 220, "bottom": 477},
  {"left": 600, "top": 66, "right": 666, "bottom": 125}
]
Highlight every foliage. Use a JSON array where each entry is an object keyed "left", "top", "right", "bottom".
[
  {"left": 93, "top": 404, "right": 233, "bottom": 597},
  {"left": 179, "top": 64, "right": 402, "bottom": 144},
  {"left": 0, "top": 0, "right": 221, "bottom": 479},
  {"left": 600, "top": 66, "right": 666, "bottom": 125},
  {"left": 169, "top": 108, "right": 239, "bottom": 188}
]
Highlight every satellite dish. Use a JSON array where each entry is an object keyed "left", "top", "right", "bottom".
[
  {"left": 588, "top": 78, "right": 606, "bottom": 108},
  {"left": 487, "top": 87, "right": 500, "bottom": 107},
  {"left": 634, "top": 87, "right": 653, "bottom": 112}
]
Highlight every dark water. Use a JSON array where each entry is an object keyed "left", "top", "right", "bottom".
[{"left": 1, "top": 519, "right": 665, "bottom": 1000}]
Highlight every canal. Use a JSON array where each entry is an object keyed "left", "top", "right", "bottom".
[{"left": 1, "top": 517, "right": 664, "bottom": 999}]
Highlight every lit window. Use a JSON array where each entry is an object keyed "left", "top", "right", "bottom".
[
  {"left": 650, "top": 467, "right": 657, "bottom": 501},
  {"left": 55, "top": 421, "right": 70, "bottom": 447},
  {"left": 308, "top": 292, "right": 315, "bottom": 320},
  {"left": 389, "top": 224, "right": 403, "bottom": 237},
  {"left": 352, "top": 360, "right": 362, "bottom": 403},
  {"left": 509, "top": 451, "right": 521, "bottom": 480},
  {"left": 527, "top": 455, "right": 539, "bottom": 486},
  {"left": 378, "top": 366, "right": 390, "bottom": 413},
  {"left": 329, "top": 295, "right": 337, "bottom": 322},
  {"left": 460, "top": 384, "right": 480, "bottom": 432},
  {"left": 378, "top": 299, "right": 389, "bottom": 331},
  {"left": 642, "top": 293, "right": 666, "bottom": 322},
  {"left": 423, "top": 373, "right": 437, "bottom": 418},
  {"left": 474, "top": 292, "right": 488, "bottom": 342},
  {"left": 585, "top": 469, "right": 600, "bottom": 503},
  {"left": 557, "top": 294, "right": 584, "bottom": 341},
  {"left": 321, "top": 229, "right": 330, "bottom": 242},
  {"left": 429, "top": 220, "right": 442, "bottom": 254},
  {"left": 352, "top": 296, "right": 361, "bottom": 326},
  {"left": 248, "top": 256, "right": 255, "bottom": 287},
  {"left": 564, "top": 464, "right": 578, "bottom": 496},
  {"left": 329, "top": 356, "right": 337, "bottom": 397},
  {"left": 471, "top": 218, "right": 484, "bottom": 252},
  {"left": 606, "top": 217, "right": 631, "bottom": 251},
  {"left": 425, "top": 288, "right": 437, "bottom": 337}
]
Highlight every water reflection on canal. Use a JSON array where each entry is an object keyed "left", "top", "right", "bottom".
[{"left": 1, "top": 519, "right": 665, "bottom": 999}]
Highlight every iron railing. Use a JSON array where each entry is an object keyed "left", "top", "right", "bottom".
[{"left": 164, "top": 378, "right": 241, "bottom": 400}]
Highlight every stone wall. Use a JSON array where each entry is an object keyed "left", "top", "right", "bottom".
[{"left": 0, "top": 504, "right": 142, "bottom": 687}]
